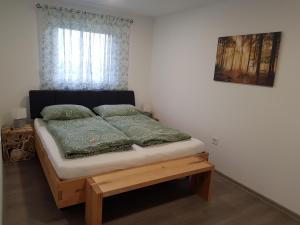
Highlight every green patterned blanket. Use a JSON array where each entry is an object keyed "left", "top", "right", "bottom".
[
  {"left": 104, "top": 114, "right": 191, "bottom": 147},
  {"left": 47, "top": 117, "right": 133, "bottom": 159}
]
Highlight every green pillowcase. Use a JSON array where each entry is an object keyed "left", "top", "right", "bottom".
[
  {"left": 41, "top": 104, "right": 94, "bottom": 121},
  {"left": 93, "top": 104, "right": 140, "bottom": 118}
]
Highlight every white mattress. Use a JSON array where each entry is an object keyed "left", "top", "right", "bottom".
[{"left": 34, "top": 119, "right": 206, "bottom": 180}]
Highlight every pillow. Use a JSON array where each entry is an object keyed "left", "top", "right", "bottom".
[
  {"left": 93, "top": 104, "right": 139, "bottom": 118},
  {"left": 41, "top": 104, "right": 94, "bottom": 121}
]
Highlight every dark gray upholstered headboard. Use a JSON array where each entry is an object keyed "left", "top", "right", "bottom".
[{"left": 29, "top": 90, "right": 135, "bottom": 119}]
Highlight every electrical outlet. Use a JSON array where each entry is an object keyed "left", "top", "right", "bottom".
[{"left": 212, "top": 137, "right": 219, "bottom": 146}]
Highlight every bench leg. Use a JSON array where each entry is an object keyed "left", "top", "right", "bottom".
[
  {"left": 86, "top": 179, "right": 103, "bottom": 225},
  {"left": 190, "top": 170, "right": 213, "bottom": 201}
]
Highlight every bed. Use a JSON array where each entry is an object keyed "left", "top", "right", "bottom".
[{"left": 29, "top": 90, "right": 210, "bottom": 209}]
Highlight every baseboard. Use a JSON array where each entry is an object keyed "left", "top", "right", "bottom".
[{"left": 216, "top": 171, "right": 300, "bottom": 222}]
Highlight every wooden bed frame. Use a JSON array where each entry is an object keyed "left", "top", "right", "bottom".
[
  {"left": 30, "top": 90, "right": 213, "bottom": 210},
  {"left": 35, "top": 131, "right": 211, "bottom": 208}
]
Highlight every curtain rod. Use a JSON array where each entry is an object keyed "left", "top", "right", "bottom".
[{"left": 35, "top": 3, "right": 134, "bottom": 24}]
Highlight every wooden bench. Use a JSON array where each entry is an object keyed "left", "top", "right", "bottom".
[{"left": 85, "top": 154, "right": 214, "bottom": 225}]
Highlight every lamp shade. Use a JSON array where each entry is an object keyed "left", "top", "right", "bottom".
[{"left": 12, "top": 107, "right": 27, "bottom": 120}]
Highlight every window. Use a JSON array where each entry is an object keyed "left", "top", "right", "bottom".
[
  {"left": 57, "top": 28, "right": 109, "bottom": 85},
  {"left": 38, "top": 5, "right": 131, "bottom": 90}
]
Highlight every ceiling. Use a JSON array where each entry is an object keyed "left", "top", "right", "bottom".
[{"left": 61, "top": 0, "right": 221, "bottom": 17}]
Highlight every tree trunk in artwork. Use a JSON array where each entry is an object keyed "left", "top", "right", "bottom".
[
  {"left": 267, "top": 35, "right": 276, "bottom": 82},
  {"left": 230, "top": 36, "right": 237, "bottom": 71},
  {"left": 246, "top": 35, "right": 253, "bottom": 73},
  {"left": 267, "top": 32, "right": 280, "bottom": 85},
  {"left": 220, "top": 40, "right": 226, "bottom": 70},
  {"left": 253, "top": 36, "right": 259, "bottom": 63},
  {"left": 255, "top": 34, "right": 264, "bottom": 84},
  {"left": 239, "top": 36, "right": 245, "bottom": 72}
]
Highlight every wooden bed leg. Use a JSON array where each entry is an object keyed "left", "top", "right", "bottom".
[
  {"left": 190, "top": 170, "right": 213, "bottom": 201},
  {"left": 86, "top": 179, "right": 103, "bottom": 225}
]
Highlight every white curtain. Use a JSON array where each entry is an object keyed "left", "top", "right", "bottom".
[{"left": 38, "top": 6, "right": 131, "bottom": 90}]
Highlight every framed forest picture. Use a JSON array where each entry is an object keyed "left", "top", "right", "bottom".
[{"left": 214, "top": 32, "right": 281, "bottom": 87}]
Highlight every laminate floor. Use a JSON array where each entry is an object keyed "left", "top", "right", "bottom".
[{"left": 3, "top": 159, "right": 300, "bottom": 225}]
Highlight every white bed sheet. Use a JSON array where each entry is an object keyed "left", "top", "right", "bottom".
[{"left": 34, "top": 119, "right": 205, "bottom": 180}]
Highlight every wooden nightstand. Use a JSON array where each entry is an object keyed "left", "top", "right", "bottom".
[{"left": 1, "top": 124, "right": 35, "bottom": 163}]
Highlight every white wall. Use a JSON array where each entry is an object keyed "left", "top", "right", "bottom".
[
  {"left": 0, "top": 0, "right": 40, "bottom": 125},
  {"left": 0, "top": 0, "right": 153, "bottom": 125},
  {"left": 151, "top": 0, "right": 300, "bottom": 215}
]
